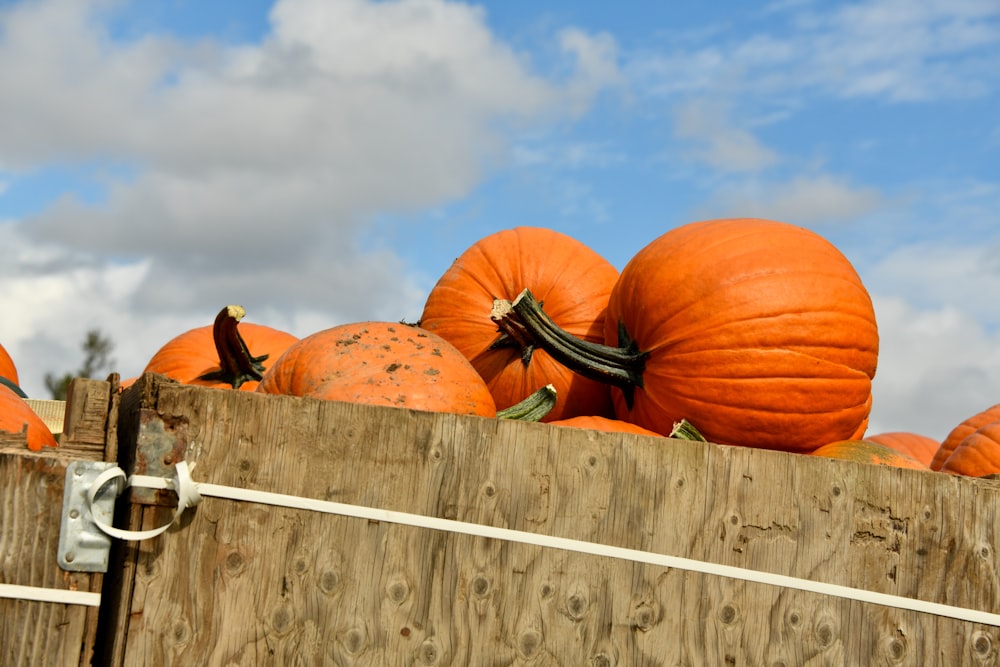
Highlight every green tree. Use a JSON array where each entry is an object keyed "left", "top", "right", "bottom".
[{"left": 45, "top": 329, "right": 116, "bottom": 400}]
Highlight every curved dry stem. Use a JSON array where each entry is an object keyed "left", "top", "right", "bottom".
[
  {"left": 505, "top": 289, "right": 647, "bottom": 409},
  {"left": 197, "top": 305, "right": 268, "bottom": 389}
]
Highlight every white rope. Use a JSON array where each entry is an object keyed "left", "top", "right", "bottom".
[{"left": 27, "top": 460, "right": 998, "bottom": 626}]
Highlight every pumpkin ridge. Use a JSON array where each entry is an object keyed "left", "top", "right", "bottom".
[{"left": 931, "top": 403, "right": 1000, "bottom": 471}]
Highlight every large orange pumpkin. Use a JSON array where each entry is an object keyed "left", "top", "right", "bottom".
[
  {"left": 811, "top": 439, "right": 927, "bottom": 470},
  {"left": 865, "top": 431, "right": 939, "bottom": 467},
  {"left": 0, "top": 382, "right": 58, "bottom": 451},
  {"left": 938, "top": 419, "right": 1000, "bottom": 477},
  {"left": 143, "top": 305, "right": 297, "bottom": 391},
  {"left": 0, "top": 342, "right": 18, "bottom": 386},
  {"left": 257, "top": 321, "right": 497, "bottom": 417},
  {"left": 930, "top": 404, "right": 1000, "bottom": 471},
  {"left": 506, "top": 219, "right": 879, "bottom": 453},
  {"left": 419, "top": 227, "right": 618, "bottom": 422}
]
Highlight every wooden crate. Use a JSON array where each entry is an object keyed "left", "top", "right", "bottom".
[
  {"left": 1, "top": 379, "right": 120, "bottom": 667},
  {"left": 6, "top": 373, "right": 1000, "bottom": 665}
]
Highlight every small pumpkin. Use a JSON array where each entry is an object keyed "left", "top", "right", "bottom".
[
  {"left": 143, "top": 305, "right": 297, "bottom": 391},
  {"left": 501, "top": 219, "right": 879, "bottom": 453},
  {"left": 865, "top": 431, "right": 940, "bottom": 468},
  {"left": 938, "top": 419, "right": 1000, "bottom": 477},
  {"left": 0, "top": 342, "right": 19, "bottom": 386},
  {"left": 811, "top": 439, "right": 927, "bottom": 470},
  {"left": 930, "top": 404, "right": 1000, "bottom": 471},
  {"left": 547, "top": 414, "right": 664, "bottom": 437},
  {"left": 0, "top": 382, "right": 58, "bottom": 451},
  {"left": 419, "top": 226, "right": 618, "bottom": 422},
  {"left": 256, "top": 321, "right": 497, "bottom": 417}
]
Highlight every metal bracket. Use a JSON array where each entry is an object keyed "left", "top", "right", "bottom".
[{"left": 57, "top": 460, "right": 118, "bottom": 573}]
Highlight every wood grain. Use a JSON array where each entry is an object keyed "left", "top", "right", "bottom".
[
  {"left": 0, "top": 450, "right": 101, "bottom": 667},
  {"left": 0, "top": 378, "right": 118, "bottom": 667},
  {"left": 109, "top": 374, "right": 1000, "bottom": 665}
]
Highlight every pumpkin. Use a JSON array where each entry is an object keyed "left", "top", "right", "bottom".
[
  {"left": 419, "top": 226, "right": 618, "bottom": 422},
  {"left": 0, "top": 382, "right": 58, "bottom": 451},
  {"left": 0, "top": 342, "right": 18, "bottom": 386},
  {"left": 256, "top": 321, "right": 497, "bottom": 417},
  {"left": 547, "top": 414, "right": 664, "bottom": 437},
  {"left": 930, "top": 403, "right": 1000, "bottom": 471},
  {"left": 811, "top": 439, "right": 927, "bottom": 470},
  {"left": 938, "top": 419, "right": 1000, "bottom": 477},
  {"left": 865, "top": 431, "right": 939, "bottom": 467},
  {"left": 143, "top": 305, "right": 298, "bottom": 391},
  {"left": 503, "top": 219, "right": 878, "bottom": 453}
]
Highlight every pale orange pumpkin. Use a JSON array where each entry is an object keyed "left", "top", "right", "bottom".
[
  {"left": 930, "top": 404, "right": 1000, "bottom": 471},
  {"left": 865, "top": 431, "right": 940, "bottom": 468},
  {"left": 257, "top": 321, "right": 497, "bottom": 417},
  {"left": 811, "top": 439, "right": 927, "bottom": 470},
  {"left": 547, "top": 414, "right": 664, "bottom": 437},
  {"left": 938, "top": 419, "right": 1000, "bottom": 477}
]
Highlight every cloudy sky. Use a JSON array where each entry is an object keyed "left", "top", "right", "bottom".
[{"left": 1, "top": 0, "right": 998, "bottom": 441}]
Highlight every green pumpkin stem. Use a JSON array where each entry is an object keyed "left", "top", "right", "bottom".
[
  {"left": 497, "top": 289, "right": 647, "bottom": 409},
  {"left": 197, "top": 305, "right": 268, "bottom": 389},
  {"left": 669, "top": 418, "right": 707, "bottom": 442},
  {"left": 496, "top": 384, "right": 558, "bottom": 421}
]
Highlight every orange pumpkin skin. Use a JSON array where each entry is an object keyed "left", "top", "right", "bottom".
[
  {"left": 548, "top": 415, "right": 664, "bottom": 437},
  {"left": 257, "top": 322, "right": 497, "bottom": 417},
  {"left": 938, "top": 419, "right": 1000, "bottom": 477},
  {"left": 420, "top": 227, "right": 618, "bottom": 422},
  {"left": 865, "top": 431, "right": 940, "bottom": 467},
  {"left": 605, "top": 219, "right": 878, "bottom": 453},
  {"left": 930, "top": 404, "right": 1000, "bottom": 471},
  {"left": 0, "top": 382, "right": 58, "bottom": 451},
  {"left": 0, "top": 343, "right": 18, "bottom": 386},
  {"left": 144, "top": 313, "right": 297, "bottom": 392},
  {"left": 811, "top": 439, "right": 927, "bottom": 470}
]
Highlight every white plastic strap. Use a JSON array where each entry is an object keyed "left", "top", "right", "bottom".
[
  {"left": 88, "top": 462, "right": 202, "bottom": 541},
  {"left": 0, "top": 583, "right": 101, "bottom": 607},
  {"left": 88, "top": 462, "right": 1000, "bottom": 627}
]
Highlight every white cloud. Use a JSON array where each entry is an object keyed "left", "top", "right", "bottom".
[
  {"left": 0, "top": 0, "right": 622, "bottom": 395},
  {"left": 557, "top": 28, "right": 625, "bottom": 112},
  {"left": 628, "top": 0, "right": 1000, "bottom": 102},
  {"left": 673, "top": 99, "right": 780, "bottom": 172},
  {"left": 704, "top": 174, "right": 884, "bottom": 224},
  {"left": 511, "top": 140, "right": 626, "bottom": 169},
  {"left": 868, "top": 295, "right": 1000, "bottom": 440},
  {"left": 867, "top": 239, "right": 1000, "bottom": 330},
  {"left": 2, "top": 0, "right": 621, "bottom": 254}
]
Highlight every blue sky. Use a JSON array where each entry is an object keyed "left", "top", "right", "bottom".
[{"left": 1, "top": 0, "right": 998, "bottom": 441}]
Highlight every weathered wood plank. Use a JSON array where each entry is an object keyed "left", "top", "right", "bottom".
[
  {"left": 0, "top": 378, "right": 117, "bottom": 667},
  {"left": 111, "top": 374, "right": 1000, "bottom": 665},
  {"left": 60, "top": 375, "right": 120, "bottom": 458},
  {"left": 0, "top": 449, "right": 102, "bottom": 667}
]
